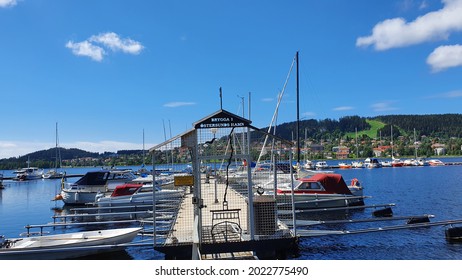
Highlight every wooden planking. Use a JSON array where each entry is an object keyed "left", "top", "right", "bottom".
[{"left": 165, "top": 175, "right": 249, "bottom": 245}]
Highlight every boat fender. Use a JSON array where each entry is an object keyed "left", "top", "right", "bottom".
[
  {"left": 95, "top": 192, "right": 103, "bottom": 202},
  {"left": 445, "top": 227, "right": 462, "bottom": 242},
  {"left": 407, "top": 216, "right": 431, "bottom": 224},
  {"left": 351, "top": 178, "right": 360, "bottom": 186},
  {"left": 373, "top": 207, "right": 393, "bottom": 217}
]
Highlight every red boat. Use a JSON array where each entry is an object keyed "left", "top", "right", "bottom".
[{"left": 271, "top": 173, "right": 365, "bottom": 210}]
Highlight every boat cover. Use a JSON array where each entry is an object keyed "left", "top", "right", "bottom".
[
  {"left": 301, "top": 173, "right": 353, "bottom": 195},
  {"left": 111, "top": 183, "right": 143, "bottom": 197},
  {"left": 74, "top": 171, "right": 109, "bottom": 186}
]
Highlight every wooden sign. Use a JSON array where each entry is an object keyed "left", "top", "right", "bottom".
[{"left": 174, "top": 175, "right": 194, "bottom": 186}]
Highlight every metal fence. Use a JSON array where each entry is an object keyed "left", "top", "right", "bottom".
[{"left": 151, "top": 110, "right": 297, "bottom": 259}]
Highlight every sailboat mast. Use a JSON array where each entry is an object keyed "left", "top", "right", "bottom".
[
  {"left": 142, "top": 129, "right": 145, "bottom": 167},
  {"left": 296, "top": 51, "right": 300, "bottom": 164},
  {"left": 355, "top": 127, "right": 359, "bottom": 158},
  {"left": 55, "top": 122, "right": 58, "bottom": 169},
  {"left": 391, "top": 125, "right": 394, "bottom": 158}
]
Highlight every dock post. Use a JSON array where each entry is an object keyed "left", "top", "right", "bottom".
[{"left": 214, "top": 181, "right": 218, "bottom": 203}]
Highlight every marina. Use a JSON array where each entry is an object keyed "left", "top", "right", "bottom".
[
  {"left": 2, "top": 159, "right": 462, "bottom": 260},
  {"left": 2, "top": 109, "right": 462, "bottom": 260}
]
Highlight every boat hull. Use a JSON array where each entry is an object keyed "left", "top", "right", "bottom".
[
  {"left": 61, "top": 189, "right": 106, "bottom": 205},
  {"left": 276, "top": 192, "right": 364, "bottom": 210},
  {"left": 96, "top": 190, "right": 184, "bottom": 207},
  {"left": 0, "top": 227, "right": 142, "bottom": 260}
]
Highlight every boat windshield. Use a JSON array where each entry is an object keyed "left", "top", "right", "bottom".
[
  {"left": 297, "top": 182, "right": 323, "bottom": 190},
  {"left": 137, "top": 185, "right": 163, "bottom": 193}
]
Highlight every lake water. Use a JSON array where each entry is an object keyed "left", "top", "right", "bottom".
[{"left": 1, "top": 159, "right": 462, "bottom": 260}]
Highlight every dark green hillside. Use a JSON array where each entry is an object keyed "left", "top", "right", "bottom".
[
  {"left": 264, "top": 114, "right": 462, "bottom": 142},
  {"left": 263, "top": 115, "right": 370, "bottom": 141},
  {"left": 373, "top": 114, "right": 462, "bottom": 138},
  {"left": 2, "top": 113, "right": 462, "bottom": 168},
  {"left": 24, "top": 148, "right": 100, "bottom": 161}
]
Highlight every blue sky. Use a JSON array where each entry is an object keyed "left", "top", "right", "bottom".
[{"left": 1, "top": 0, "right": 461, "bottom": 159}]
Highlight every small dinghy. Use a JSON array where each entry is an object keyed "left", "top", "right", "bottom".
[{"left": 0, "top": 227, "right": 142, "bottom": 260}]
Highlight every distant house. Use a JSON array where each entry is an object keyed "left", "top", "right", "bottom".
[
  {"left": 373, "top": 145, "right": 391, "bottom": 157},
  {"left": 333, "top": 146, "right": 350, "bottom": 159},
  {"left": 431, "top": 143, "right": 446, "bottom": 155},
  {"left": 309, "top": 144, "right": 324, "bottom": 155}
]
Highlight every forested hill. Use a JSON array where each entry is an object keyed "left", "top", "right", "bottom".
[
  {"left": 2, "top": 114, "right": 462, "bottom": 167},
  {"left": 263, "top": 114, "right": 462, "bottom": 141},
  {"left": 373, "top": 114, "right": 462, "bottom": 138}
]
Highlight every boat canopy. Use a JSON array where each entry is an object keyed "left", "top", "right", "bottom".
[
  {"left": 74, "top": 171, "right": 110, "bottom": 186},
  {"left": 299, "top": 173, "right": 352, "bottom": 195},
  {"left": 110, "top": 183, "right": 143, "bottom": 197}
]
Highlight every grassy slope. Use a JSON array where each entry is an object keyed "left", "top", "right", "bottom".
[{"left": 345, "top": 119, "right": 386, "bottom": 139}]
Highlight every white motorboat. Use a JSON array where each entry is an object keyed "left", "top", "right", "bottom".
[
  {"left": 364, "top": 158, "right": 381, "bottom": 168},
  {"left": 380, "top": 160, "right": 392, "bottom": 167},
  {"left": 42, "top": 169, "right": 65, "bottom": 179},
  {"left": 106, "top": 169, "right": 139, "bottom": 190},
  {"left": 57, "top": 171, "right": 111, "bottom": 205},
  {"left": 13, "top": 167, "right": 44, "bottom": 181},
  {"left": 227, "top": 162, "right": 293, "bottom": 186},
  {"left": 95, "top": 183, "right": 184, "bottom": 207},
  {"left": 0, "top": 227, "right": 142, "bottom": 260},
  {"left": 303, "top": 160, "right": 313, "bottom": 169},
  {"left": 338, "top": 162, "right": 352, "bottom": 169},
  {"left": 391, "top": 158, "right": 404, "bottom": 167},
  {"left": 428, "top": 159, "right": 445, "bottom": 166},
  {"left": 131, "top": 173, "right": 176, "bottom": 188},
  {"left": 416, "top": 158, "right": 429, "bottom": 166},
  {"left": 314, "top": 161, "right": 329, "bottom": 169}
]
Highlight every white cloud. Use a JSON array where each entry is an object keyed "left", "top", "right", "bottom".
[
  {"left": 371, "top": 101, "right": 399, "bottom": 112},
  {"left": 356, "top": 0, "right": 462, "bottom": 50},
  {"left": 66, "top": 40, "right": 105, "bottom": 61},
  {"left": 0, "top": 141, "right": 50, "bottom": 159},
  {"left": 419, "top": 0, "right": 429, "bottom": 10},
  {"left": 443, "top": 89, "right": 462, "bottom": 97},
  {"left": 90, "top": 32, "right": 144, "bottom": 54},
  {"left": 333, "top": 106, "right": 354, "bottom": 111},
  {"left": 397, "top": 0, "right": 429, "bottom": 12},
  {"left": 163, "top": 102, "right": 196, "bottom": 108},
  {"left": 427, "top": 44, "right": 462, "bottom": 71},
  {"left": 66, "top": 32, "right": 144, "bottom": 61},
  {"left": 425, "top": 89, "right": 462, "bottom": 98},
  {"left": 301, "top": 111, "right": 316, "bottom": 118},
  {"left": 0, "top": 0, "right": 17, "bottom": 8}
]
